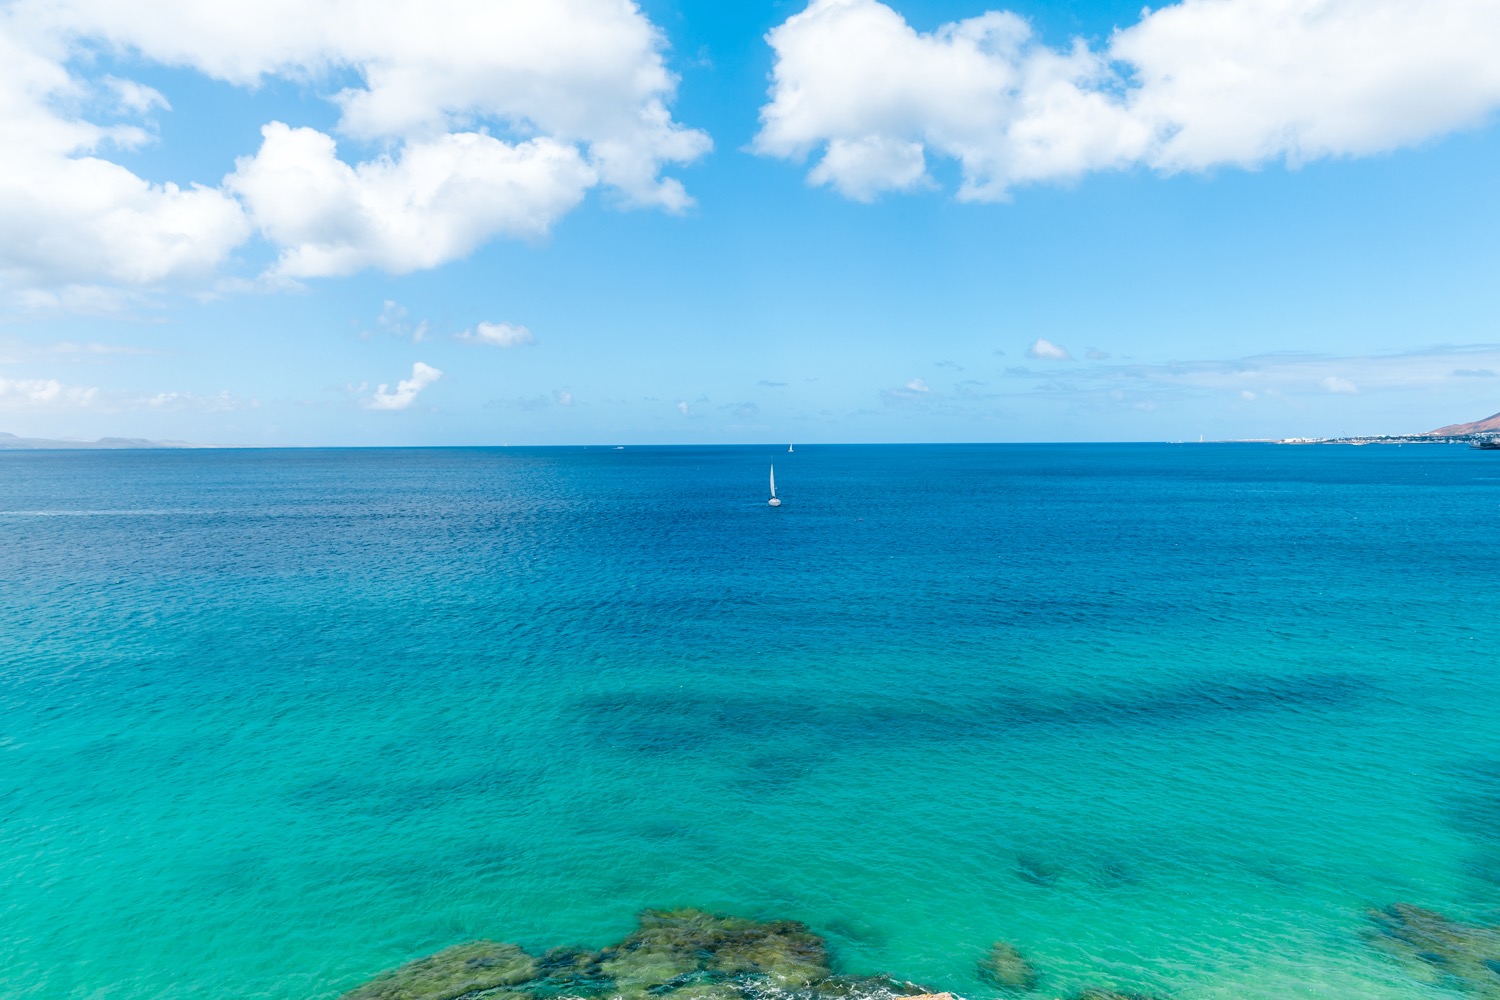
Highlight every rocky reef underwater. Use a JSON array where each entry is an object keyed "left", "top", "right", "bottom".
[
  {"left": 1365, "top": 903, "right": 1500, "bottom": 996},
  {"left": 338, "top": 909, "right": 1153, "bottom": 1000},
  {"left": 341, "top": 903, "right": 1500, "bottom": 1000}
]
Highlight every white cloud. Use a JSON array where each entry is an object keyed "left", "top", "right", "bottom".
[
  {"left": 809, "top": 136, "right": 930, "bottom": 201},
  {"left": 368, "top": 361, "right": 442, "bottom": 410},
  {"left": 457, "top": 320, "right": 536, "bottom": 348},
  {"left": 14, "top": 0, "right": 711, "bottom": 207},
  {"left": 7, "top": 284, "right": 147, "bottom": 317},
  {"left": 103, "top": 76, "right": 169, "bottom": 116},
  {"left": 756, "top": 0, "right": 1500, "bottom": 199},
  {"left": 0, "top": 376, "right": 255, "bottom": 412},
  {"left": 0, "top": 376, "right": 97, "bottom": 410},
  {"left": 555, "top": 389, "right": 573, "bottom": 406},
  {"left": 1320, "top": 375, "right": 1358, "bottom": 394},
  {"left": 227, "top": 124, "right": 597, "bottom": 278},
  {"left": 1027, "top": 337, "right": 1073, "bottom": 361},
  {"left": 0, "top": 22, "right": 253, "bottom": 292},
  {"left": 0, "top": 0, "right": 709, "bottom": 296},
  {"left": 140, "top": 389, "right": 257, "bottom": 412},
  {"left": 0, "top": 58, "right": 250, "bottom": 292},
  {"left": 676, "top": 399, "right": 690, "bottom": 416},
  {"left": 904, "top": 377, "right": 930, "bottom": 392}
]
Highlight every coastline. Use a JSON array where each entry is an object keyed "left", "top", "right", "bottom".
[{"left": 1274, "top": 433, "right": 1500, "bottom": 446}]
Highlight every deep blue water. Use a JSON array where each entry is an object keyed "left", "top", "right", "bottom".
[{"left": 1, "top": 443, "right": 1498, "bottom": 999}]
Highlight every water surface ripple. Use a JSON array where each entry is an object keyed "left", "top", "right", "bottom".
[{"left": 1, "top": 444, "right": 1496, "bottom": 999}]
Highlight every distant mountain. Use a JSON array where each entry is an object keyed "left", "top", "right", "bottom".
[
  {"left": 1428, "top": 412, "right": 1500, "bottom": 436},
  {"left": 0, "top": 432, "right": 201, "bottom": 450}
]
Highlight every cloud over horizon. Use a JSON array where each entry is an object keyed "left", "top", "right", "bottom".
[
  {"left": 456, "top": 321, "right": 537, "bottom": 348},
  {"left": 1027, "top": 338, "right": 1073, "bottom": 361},
  {"left": 999, "top": 344, "right": 1500, "bottom": 417},
  {"left": 368, "top": 361, "right": 443, "bottom": 410},
  {"left": 755, "top": 0, "right": 1500, "bottom": 200}
]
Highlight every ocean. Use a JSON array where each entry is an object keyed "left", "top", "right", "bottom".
[{"left": 1, "top": 443, "right": 1497, "bottom": 999}]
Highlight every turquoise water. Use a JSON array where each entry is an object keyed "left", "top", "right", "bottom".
[{"left": 2, "top": 444, "right": 1498, "bottom": 999}]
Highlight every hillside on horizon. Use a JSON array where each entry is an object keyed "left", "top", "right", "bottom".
[
  {"left": 1427, "top": 411, "right": 1500, "bottom": 436},
  {"left": 0, "top": 432, "right": 197, "bottom": 450}
]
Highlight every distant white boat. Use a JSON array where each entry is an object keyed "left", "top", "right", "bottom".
[
  {"left": 768, "top": 464, "right": 781, "bottom": 507},
  {"left": 788, "top": 443, "right": 794, "bottom": 453}
]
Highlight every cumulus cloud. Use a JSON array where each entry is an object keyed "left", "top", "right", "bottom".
[
  {"left": 0, "top": 376, "right": 98, "bottom": 410},
  {"left": 227, "top": 124, "right": 597, "bottom": 277},
  {"left": 0, "top": 0, "right": 708, "bottom": 295},
  {"left": 1027, "top": 337, "right": 1073, "bottom": 361},
  {"left": 882, "top": 377, "right": 934, "bottom": 404},
  {"left": 755, "top": 0, "right": 1500, "bottom": 200},
  {"left": 368, "top": 361, "right": 442, "bottom": 410},
  {"left": 456, "top": 320, "right": 536, "bottom": 348},
  {"left": 0, "top": 27, "right": 251, "bottom": 291},
  {"left": 1320, "top": 375, "right": 1358, "bottom": 395}
]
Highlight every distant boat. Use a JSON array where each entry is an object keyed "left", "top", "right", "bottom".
[
  {"left": 1472, "top": 439, "right": 1500, "bottom": 450},
  {"left": 768, "top": 464, "right": 781, "bottom": 507},
  {"left": 788, "top": 444, "right": 794, "bottom": 453}
]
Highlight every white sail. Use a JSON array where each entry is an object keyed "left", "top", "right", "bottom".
[{"left": 770, "top": 464, "right": 776, "bottom": 498}]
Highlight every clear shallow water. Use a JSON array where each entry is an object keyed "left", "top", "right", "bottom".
[{"left": 1, "top": 443, "right": 1498, "bottom": 1000}]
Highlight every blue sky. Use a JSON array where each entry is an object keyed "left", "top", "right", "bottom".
[{"left": 1, "top": 0, "right": 1498, "bottom": 445}]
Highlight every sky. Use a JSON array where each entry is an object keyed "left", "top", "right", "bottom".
[{"left": 1, "top": 0, "right": 1498, "bottom": 445}]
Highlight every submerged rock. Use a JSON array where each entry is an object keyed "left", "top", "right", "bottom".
[
  {"left": 340, "top": 909, "right": 947, "bottom": 1000},
  {"left": 1071, "top": 990, "right": 1167, "bottom": 1000},
  {"left": 341, "top": 941, "right": 538, "bottom": 1000},
  {"left": 976, "top": 942, "right": 1037, "bottom": 991},
  {"left": 804, "top": 975, "right": 937, "bottom": 1000},
  {"left": 1364, "top": 903, "right": 1500, "bottom": 991},
  {"left": 600, "top": 908, "right": 832, "bottom": 991},
  {"left": 528, "top": 947, "right": 611, "bottom": 997},
  {"left": 337, "top": 911, "right": 833, "bottom": 1000},
  {"left": 1013, "top": 855, "right": 1063, "bottom": 888}
]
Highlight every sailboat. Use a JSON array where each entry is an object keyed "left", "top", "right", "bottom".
[
  {"left": 788, "top": 444, "right": 794, "bottom": 453},
  {"left": 768, "top": 464, "right": 781, "bottom": 507}
]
